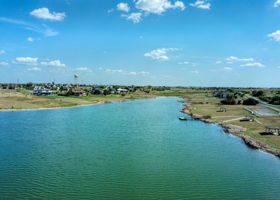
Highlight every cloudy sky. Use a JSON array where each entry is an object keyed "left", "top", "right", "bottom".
[{"left": 0, "top": 0, "right": 280, "bottom": 87}]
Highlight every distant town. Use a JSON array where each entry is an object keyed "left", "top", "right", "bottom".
[
  {"left": 0, "top": 83, "right": 144, "bottom": 96},
  {"left": 0, "top": 83, "right": 279, "bottom": 106}
]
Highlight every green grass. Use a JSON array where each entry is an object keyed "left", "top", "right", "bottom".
[
  {"left": 185, "top": 91, "right": 280, "bottom": 151},
  {"left": 0, "top": 88, "right": 189, "bottom": 110}
]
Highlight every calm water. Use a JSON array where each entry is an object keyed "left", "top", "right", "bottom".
[{"left": 1, "top": 97, "right": 280, "bottom": 200}]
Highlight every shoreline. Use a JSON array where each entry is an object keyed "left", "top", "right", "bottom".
[
  {"left": 182, "top": 104, "right": 280, "bottom": 158},
  {"left": 2, "top": 96, "right": 279, "bottom": 158},
  {"left": 0, "top": 96, "right": 164, "bottom": 112},
  {"left": 0, "top": 100, "right": 109, "bottom": 112}
]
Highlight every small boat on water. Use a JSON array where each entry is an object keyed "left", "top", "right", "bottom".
[{"left": 179, "top": 117, "right": 187, "bottom": 121}]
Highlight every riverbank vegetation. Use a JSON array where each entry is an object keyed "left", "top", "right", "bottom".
[
  {"left": 0, "top": 86, "right": 188, "bottom": 110},
  {"left": 182, "top": 88, "right": 280, "bottom": 154}
]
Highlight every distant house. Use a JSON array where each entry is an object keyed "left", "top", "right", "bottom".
[
  {"left": 51, "top": 84, "right": 59, "bottom": 90},
  {"left": 26, "top": 86, "right": 35, "bottom": 90},
  {"left": 68, "top": 88, "right": 86, "bottom": 96},
  {"left": 61, "top": 85, "right": 70, "bottom": 91},
  {"left": 33, "top": 88, "right": 52, "bottom": 96},
  {"left": 213, "top": 91, "right": 229, "bottom": 99},
  {"left": 117, "top": 88, "right": 128, "bottom": 93},
  {"left": 90, "top": 87, "right": 103, "bottom": 95},
  {"left": 128, "top": 87, "right": 135, "bottom": 92},
  {"left": 8, "top": 84, "right": 20, "bottom": 90},
  {"left": 110, "top": 88, "right": 117, "bottom": 94},
  {"left": 1, "top": 84, "right": 8, "bottom": 89}
]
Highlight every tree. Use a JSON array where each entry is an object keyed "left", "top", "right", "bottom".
[
  {"left": 252, "top": 90, "right": 264, "bottom": 97},
  {"left": 26, "top": 82, "right": 33, "bottom": 88},
  {"left": 220, "top": 94, "right": 236, "bottom": 105},
  {"left": 243, "top": 98, "right": 258, "bottom": 105},
  {"left": 103, "top": 89, "right": 110, "bottom": 96}
]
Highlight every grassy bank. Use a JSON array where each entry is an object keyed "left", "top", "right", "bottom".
[
  {"left": 183, "top": 90, "right": 280, "bottom": 152},
  {"left": 0, "top": 88, "right": 188, "bottom": 111}
]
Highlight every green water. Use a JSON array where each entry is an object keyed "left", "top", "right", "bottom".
[{"left": 0, "top": 97, "right": 280, "bottom": 199}]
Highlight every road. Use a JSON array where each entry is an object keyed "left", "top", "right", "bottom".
[{"left": 245, "top": 94, "right": 280, "bottom": 113}]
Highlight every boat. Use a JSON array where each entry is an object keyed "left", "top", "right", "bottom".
[{"left": 179, "top": 117, "right": 187, "bottom": 121}]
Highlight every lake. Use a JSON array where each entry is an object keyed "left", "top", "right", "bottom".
[{"left": 0, "top": 97, "right": 280, "bottom": 199}]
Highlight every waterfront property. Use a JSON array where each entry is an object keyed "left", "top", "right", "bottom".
[
  {"left": 117, "top": 88, "right": 128, "bottom": 93},
  {"left": 213, "top": 91, "right": 229, "bottom": 99},
  {"left": 67, "top": 88, "right": 86, "bottom": 96},
  {"left": 33, "top": 88, "right": 52, "bottom": 96}
]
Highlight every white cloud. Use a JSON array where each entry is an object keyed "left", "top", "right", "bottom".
[
  {"left": 268, "top": 30, "right": 280, "bottom": 42},
  {"left": 223, "top": 67, "right": 232, "bottom": 71},
  {"left": 30, "top": 8, "right": 66, "bottom": 21},
  {"left": 0, "top": 61, "right": 8, "bottom": 66},
  {"left": 0, "top": 17, "right": 59, "bottom": 37},
  {"left": 27, "top": 37, "right": 34, "bottom": 42},
  {"left": 274, "top": 0, "right": 280, "bottom": 7},
  {"left": 240, "top": 62, "right": 265, "bottom": 68},
  {"left": 122, "top": 12, "right": 142, "bottom": 23},
  {"left": 178, "top": 61, "right": 197, "bottom": 66},
  {"left": 226, "top": 56, "right": 254, "bottom": 62},
  {"left": 0, "top": 50, "right": 5, "bottom": 54},
  {"left": 107, "top": 9, "right": 114, "bottom": 13},
  {"left": 117, "top": 2, "right": 130, "bottom": 12},
  {"left": 106, "top": 69, "right": 124, "bottom": 73},
  {"left": 118, "top": 0, "right": 185, "bottom": 23},
  {"left": 28, "top": 67, "right": 42, "bottom": 71},
  {"left": 191, "top": 70, "right": 199, "bottom": 74},
  {"left": 135, "top": 0, "right": 185, "bottom": 14},
  {"left": 190, "top": 0, "right": 211, "bottom": 10},
  {"left": 14, "top": 57, "right": 38, "bottom": 66},
  {"left": 215, "top": 61, "right": 222, "bottom": 64},
  {"left": 105, "top": 68, "right": 150, "bottom": 76},
  {"left": 41, "top": 60, "right": 66, "bottom": 67},
  {"left": 75, "top": 67, "right": 89, "bottom": 71},
  {"left": 129, "top": 71, "right": 150, "bottom": 75},
  {"left": 144, "top": 48, "right": 178, "bottom": 61},
  {"left": 13, "top": 57, "right": 67, "bottom": 68},
  {"left": 178, "top": 61, "right": 189, "bottom": 65}
]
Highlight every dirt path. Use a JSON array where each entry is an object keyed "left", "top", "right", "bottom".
[{"left": 223, "top": 117, "right": 244, "bottom": 123}]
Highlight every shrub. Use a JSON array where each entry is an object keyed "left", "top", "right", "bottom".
[
  {"left": 243, "top": 98, "right": 258, "bottom": 105},
  {"left": 221, "top": 99, "right": 236, "bottom": 105},
  {"left": 252, "top": 90, "right": 264, "bottom": 97}
]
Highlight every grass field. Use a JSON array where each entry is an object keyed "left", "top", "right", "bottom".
[
  {"left": 185, "top": 91, "right": 280, "bottom": 151},
  {"left": 0, "top": 88, "right": 188, "bottom": 110}
]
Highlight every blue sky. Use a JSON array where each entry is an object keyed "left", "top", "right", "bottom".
[{"left": 0, "top": 0, "right": 280, "bottom": 87}]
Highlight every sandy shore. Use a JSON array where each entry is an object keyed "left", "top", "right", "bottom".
[
  {"left": 0, "top": 97, "right": 159, "bottom": 112},
  {"left": 0, "top": 100, "right": 107, "bottom": 112},
  {"left": 182, "top": 104, "right": 280, "bottom": 158}
]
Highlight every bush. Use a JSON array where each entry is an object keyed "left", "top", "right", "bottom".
[
  {"left": 243, "top": 98, "right": 258, "bottom": 105},
  {"left": 259, "top": 96, "right": 271, "bottom": 102},
  {"left": 252, "top": 90, "right": 264, "bottom": 97},
  {"left": 270, "top": 96, "right": 280, "bottom": 105},
  {"left": 221, "top": 99, "right": 236, "bottom": 105},
  {"left": 221, "top": 94, "right": 236, "bottom": 105},
  {"left": 203, "top": 115, "right": 212, "bottom": 119}
]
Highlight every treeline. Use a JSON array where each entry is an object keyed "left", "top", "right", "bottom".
[
  {"left": 252, "top": 90, "right": 280, "bottom": 105},
  {"left": 216, "top": 89, "right": 258, "bottom": 106}
]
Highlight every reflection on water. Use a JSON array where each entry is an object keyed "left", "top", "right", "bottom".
[{"left": 0, "top": 97, "right": 280, "bottom": 200}]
